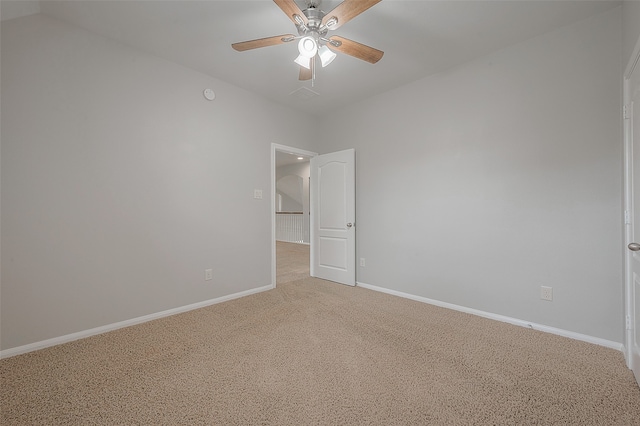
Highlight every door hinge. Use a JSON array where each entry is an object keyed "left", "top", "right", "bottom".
[
  {"left": 627, "top": 315, "right": 632, "bottom": 330},
  {"left": 624, "top": 104, "right": 630, "bottom": 120},
  {"left": 625, "top": 210, "right": 631, "bottom": 224}
]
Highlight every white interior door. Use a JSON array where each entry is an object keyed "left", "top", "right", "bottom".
[
  {"left": 626, "top": 50, "right": 640, "bottom": 386},
  {"left": 310, "top": 149, "right": 355, "bottom": 286}
]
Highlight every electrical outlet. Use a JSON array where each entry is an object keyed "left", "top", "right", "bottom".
[
  {"left": 540, "top": 286, "right": 553, "bottom": 301},
  {"left": 359, "top": 258, "right": 366, "bottom": 267},
  {"left": 253, "top": 189, "right": 263, "bottom": 199},
  {"left": 205, "top": 269, "right": 213, "bottom": 281}
]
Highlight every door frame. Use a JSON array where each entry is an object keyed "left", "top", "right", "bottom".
[
  {"left": 623, "top": 34, "right": 640, "bottom": 369},
  {"left": 271, "top": 143, "right": 318, "bottom": 288}
]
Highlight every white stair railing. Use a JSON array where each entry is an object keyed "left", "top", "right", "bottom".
[{"left": 276, "top": 212, "right": 304, "bottom": 243}]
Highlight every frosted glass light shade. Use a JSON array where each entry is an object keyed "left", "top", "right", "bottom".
[
  {"left": 294, "top": 54, "right": 311, "bottom": 69},
  {"left": 298, "top": 36, "right": 318, "bottom": 58},
  {"left": 319, "top": 45, "right": 337, "bottom": 67}
]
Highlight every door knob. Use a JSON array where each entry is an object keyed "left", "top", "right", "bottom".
[
  {"left": 346, "top": 223, "right": 353, "bottom": 228},
  {"left": 629, "top": 243, "right": 640, "bottom": 251}
]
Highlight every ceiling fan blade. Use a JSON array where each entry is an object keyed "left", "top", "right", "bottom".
[
  {"left": 273, "top": 0, "right": 308, "bottom": 25},
  {"left": 321, "top": 0, "right": 381, "bottom": 30},
  {"left": 232, "top": 34, "right": 296, "bottom": 51},
  {"left": 299, "top": 65, "right": 312, "bottom": 81},
  {"left": 328, "top": 36, "right": 383, "bottom": 64},
  {"left": 231, "top": 34, "right": 296, "bottom": 52}
]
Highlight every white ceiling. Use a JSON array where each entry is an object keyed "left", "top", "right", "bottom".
[
  {"left": 2, "top": 0, "right": 621, "bottom": 115},
  {"left": 276, "top": 150, "right": 311, "bottom": 168}
]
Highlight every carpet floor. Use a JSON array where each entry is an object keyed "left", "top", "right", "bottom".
[{"left": 1, "top": 242, "right": 639, "bottom": 424}]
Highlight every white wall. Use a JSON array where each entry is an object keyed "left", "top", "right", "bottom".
[
  {"left": 0, "top": 13, "right": 315, "bottom": 351},
  {"left": 317, "top": 8, "right": 623, "bottom": 342},
  {"left": 276, "top": 175, "right": 303, "bottom": 211},
  {"left": 623, "top": 1, "right": 640, "bottom": 69},
  {"left": 0, "top": 1, "right": 40, "bottom": 22}
]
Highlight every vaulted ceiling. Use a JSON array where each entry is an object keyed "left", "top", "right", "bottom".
[{"left": 2, "top": 0, "right": 621, "bottom": 114}]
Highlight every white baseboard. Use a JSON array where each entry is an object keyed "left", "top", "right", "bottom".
[
  {"left": 356, "top": 281, "right": 623, "bottom": 352},
  {"left": 3, "top": 282, "right": 623, "bottom": 359},
  {"left": 0, "top": 284, "right": 273, "bottom": 359}
]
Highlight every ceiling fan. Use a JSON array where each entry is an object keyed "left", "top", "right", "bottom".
[{"left": 232, "top": 0, "right": 383, "bottom": 84}]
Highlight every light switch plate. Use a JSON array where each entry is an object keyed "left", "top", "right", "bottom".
[{"left": 541, "top": 286, "right": 553, "bottom": 301}]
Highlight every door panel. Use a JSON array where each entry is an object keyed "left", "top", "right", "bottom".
[
  {"left": 319, "top": 162, "right": 347, "bottom": 229},
  {"left": 311, "top": 149, "right": 355, "bottom": 286},
  {"left": 319, "top": 237, "right": 348, "bottom": 269}
]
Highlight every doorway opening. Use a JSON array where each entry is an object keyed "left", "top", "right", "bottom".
[{"left": 271, "top": 144, "right": 317, "bottom": 288}]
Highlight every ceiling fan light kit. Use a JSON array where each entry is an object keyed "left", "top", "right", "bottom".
[{"left": 232, "top": 0, "right": 384, "bottom": 86}]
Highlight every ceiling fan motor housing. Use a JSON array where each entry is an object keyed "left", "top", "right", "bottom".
[{"left": 297, "top": 7, "right": 328, "bottom": 38}]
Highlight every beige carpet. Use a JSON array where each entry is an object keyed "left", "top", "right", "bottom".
[
  {"left": 1, "top": 242, "right": 639, "bottom": 425},
  {"left": 276, "top": 240, "right": 310, "bottom": 283}
]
